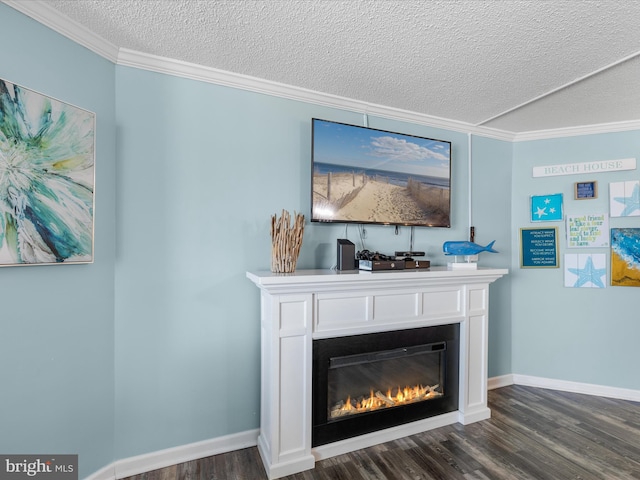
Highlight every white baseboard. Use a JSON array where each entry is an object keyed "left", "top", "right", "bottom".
[
  {"left": 86, "top": 375, "right": 640, "bottom": 480},
  {"left": 84, "top": 429, "right": 259, "bottom": 480},
  {"left": 512, "top": 374, "right": 640, "bottom": 402},
  {"left": 487, "top": 374, "right": 514, "bottom": 390},
  {"left": 115, "top": 429, "right": 259, "bottom": 479},
  {"left": 488, "top": 373, "right": 640, "bottom": 401}
]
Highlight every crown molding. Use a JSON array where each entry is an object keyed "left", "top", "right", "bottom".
[
  {"left": 117, "top": 48, "right": 516, "bottom": 142},
  {"left": 2, "top": 0, "right": 119, "bottom": 62},
  {"left": 6, "top": 0, "right": 640, "bottom": 143},
  {"left": 512, "top": 119, "right": 640, "bottom": 142}
]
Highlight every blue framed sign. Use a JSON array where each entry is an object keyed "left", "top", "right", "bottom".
[
  {"left": 574, "top": 181, "right": 597, "bottom": 200},
  {"left": 520, "top": 227, "right": 559, "bottom": 268}
]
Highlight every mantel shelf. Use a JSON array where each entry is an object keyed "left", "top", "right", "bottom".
[
  {"left": 247, "top": 267, "right": 508, "bottom": 294},
  {"left": 247, "top": 266, "right": 508, "bottom": 479}
]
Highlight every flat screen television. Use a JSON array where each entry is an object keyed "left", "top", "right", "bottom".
[{"left": 311, "top": 118, "right": 451, "bottom": 227}]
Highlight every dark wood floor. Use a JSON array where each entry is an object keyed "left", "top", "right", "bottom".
[{"left": 124, "top": 385, "right": 640, "bottom": 480}]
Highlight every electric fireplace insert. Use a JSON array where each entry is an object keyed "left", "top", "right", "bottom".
[{"left": 312, "top": 324, "right": 460, "bottom": 446}]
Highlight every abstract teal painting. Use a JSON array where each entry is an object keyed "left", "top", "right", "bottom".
[{"left": 0, "top": 79, "right": 95, "bottom": 266}]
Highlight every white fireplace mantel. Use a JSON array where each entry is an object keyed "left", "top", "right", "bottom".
[{"left": 247, "top": 267, "right": 508, "bottom": 479}]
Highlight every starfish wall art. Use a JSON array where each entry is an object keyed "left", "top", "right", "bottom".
[
  {"left": 609, "top": 180, "right": 640, "bottom": 217},
  {"left": 564, "top": 254, "right": 607, "bottom": 288},
  {"left": 530, "top": 193, "right": 563, "bottom": 222}
]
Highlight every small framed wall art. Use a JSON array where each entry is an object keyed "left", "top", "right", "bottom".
[
  {"left": 566, "top": 213, "right": 608, "bottom": 248},
  {"left": 530, "top": 193, "right": 563, "bottom": 222},
  {"left": 574, "top": 180, "right": 597, "bottom": 200},
  {"left": 520, "top": 227, "right": 559, "bottom": 268}
]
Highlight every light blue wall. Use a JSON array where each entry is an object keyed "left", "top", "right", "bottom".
[
  {"left": 0, "top": 4, "right": 116, "bottom": 478},
  {"left": 470, "top": 136, "right": 513, "bottom": 377},
  {"left": 113, "top": 66, "right": 491, "bottom": 457},
  {"left": 512, "top": 132, "right": 640, "bottom": 389}
]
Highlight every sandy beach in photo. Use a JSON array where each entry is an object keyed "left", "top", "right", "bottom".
[
  {"left": 313, "top": 172, "right": 449, "bottom": 225},
  {"left": 611, "top": 250, "right": 640, "bottom": 286},
  {"left": 313, "top": 172, "right": 367, "bottom": 201}
]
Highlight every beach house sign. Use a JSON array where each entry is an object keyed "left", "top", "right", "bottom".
[{"left": 532, "top": 158, "right": 636, "bottom": 178}]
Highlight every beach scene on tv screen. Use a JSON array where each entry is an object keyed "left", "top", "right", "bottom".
[{"left": 312, "top": 120, "right": 451, "bottom": 226}]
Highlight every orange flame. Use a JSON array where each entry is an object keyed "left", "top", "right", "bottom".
[{"left": 330, "top": 384, "right": 442, "bottom": 419}]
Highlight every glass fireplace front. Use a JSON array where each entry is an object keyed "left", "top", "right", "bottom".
[{"left": 313, "top": 324, "right": 459, "bottom": 446}]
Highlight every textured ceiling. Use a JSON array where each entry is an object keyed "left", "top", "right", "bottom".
[{"left": 29, "top": 0, "right": 640, "bottom": 133}]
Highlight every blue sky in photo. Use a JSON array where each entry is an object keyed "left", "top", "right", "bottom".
[{"left": 313, "top": 119, "right": 451, "bottom": 178}]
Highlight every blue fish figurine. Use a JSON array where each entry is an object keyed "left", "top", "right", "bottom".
[{"left": 443, "top": 240, "right": 498, "bottom": 256}]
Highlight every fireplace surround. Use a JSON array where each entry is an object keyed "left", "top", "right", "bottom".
[{"left": 247, "top": 267, "right": 507, "bottom": 479}]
